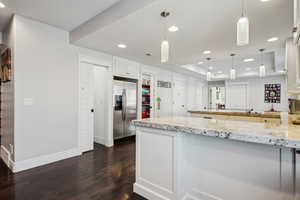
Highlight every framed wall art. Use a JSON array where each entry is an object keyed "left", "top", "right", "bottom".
[
  {"left": 1, "top": 48, "right": 12, "bottom": 83},
  {"left": 264, "top": 84, "right": 281, "bottom": 103}
]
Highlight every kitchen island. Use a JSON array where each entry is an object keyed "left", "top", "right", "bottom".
[{"left": 132, "top": 117, "right": 300, "bottom": 200}]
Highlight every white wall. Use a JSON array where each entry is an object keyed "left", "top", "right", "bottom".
[
  {"left": 225, "top": 75, "right": 288, "bottom": 112},
  {"left": 13, "top": 15, "right": 79, "bottom": 163}
]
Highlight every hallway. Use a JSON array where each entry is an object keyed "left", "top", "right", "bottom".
[{"left": 0, "top": 138, "right": 146, "bottom": 200}]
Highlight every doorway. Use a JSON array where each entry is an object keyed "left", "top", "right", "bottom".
[
  {"left": 208, "top": 86, "right": 226, "bottom": 109},
  {"left": 79, "top": 61, "right": 111, "bottom": 153}
]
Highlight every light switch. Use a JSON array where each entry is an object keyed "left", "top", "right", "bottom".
[{"left": 24, "top": 98, "right": 34, "bottom": 106}]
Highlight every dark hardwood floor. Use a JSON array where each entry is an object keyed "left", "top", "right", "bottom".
[{"left": 0, "top": 137, "right": 147, "bottom": 200}]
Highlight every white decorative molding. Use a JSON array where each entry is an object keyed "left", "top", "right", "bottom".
[
  {"left": 94, "top": 136, "right": 105, "bottom": 146},
  {"left": 13, "top": 148, "right": 81, "bottom": 173},
  {"left": 0, "top": 145, "right": 14, "bottom": 170},
  {"left": 134, "top": 183, "right": 170, "bottom": 200}
]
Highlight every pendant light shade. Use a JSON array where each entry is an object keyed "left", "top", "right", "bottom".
[
  {"left": 259, "top": 65, "right": 266, "bottom": 77},
  {"left": 160, "top": 11, "right": 170, "bottom": 63},
  {"left": 206, "top": 57, "right": 212, "bottom": 81},
  {"left": 259, "top": 49, "right": 266, "bottom": 77},
  {"left": 237, "top": 0, "right": 249, "bottom": 46},
  {"left": 237, "top": 17, "right": 249, "bottom": 46},
  {"left": 161, "top": 40, "right": 169, "bottom": 63},
  {"left": 230, "top": 53, "right": 236, "bottom": 80},
  {"left": 207, "top": 71, "right": 212, "bottom": 81},
  {"left": 230, "top": 69, "right": 236, "bottom": 80}
]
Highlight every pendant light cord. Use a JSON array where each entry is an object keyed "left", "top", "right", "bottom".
[{"left": 241, "top": 0, "right": 246, "bottom": 17}]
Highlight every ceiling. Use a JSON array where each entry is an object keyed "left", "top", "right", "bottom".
[
  {"left": 0, "top": 0, "right": 293, "bottom": 79},
  {"left": 0, "top": 0, "right": 121, "bottom": 31},
  {"left": 73, "top": 0, "right": 293, "bottom": 78}
]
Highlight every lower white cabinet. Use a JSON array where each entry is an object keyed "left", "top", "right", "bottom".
[{"left": 113, "top": 57, "right": 140, "bottom": 79}]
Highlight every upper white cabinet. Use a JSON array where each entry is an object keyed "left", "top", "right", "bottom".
[{"left": 113, "top": 57, "right": 140, "bottom": 79}]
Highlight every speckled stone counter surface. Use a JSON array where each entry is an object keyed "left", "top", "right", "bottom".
[{"left": 132, "top": 117, "right": 300, "bottom": 149}]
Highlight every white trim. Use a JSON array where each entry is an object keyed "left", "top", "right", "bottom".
[
  {"left": 13, "top": 148, "right": 81, "bottom": 173},
  {"left": 134, "top": 183, "right": 171, "bottom": 200},
  {"left": 94, "top": 136, "right": 105, "bottom": 145},
  {"left": 0, "top": 145, "right": 14, "bottom": 170}
]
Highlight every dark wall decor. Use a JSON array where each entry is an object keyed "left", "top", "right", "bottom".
[
  {"left": 264, "top": 84, "right": 281, "bottom": 103},
  {"left": 157, "top": 80, "right": 172, "bottom": 88},
  {"left": 1, "top": 48, "right": 12, "bottom": 83}
]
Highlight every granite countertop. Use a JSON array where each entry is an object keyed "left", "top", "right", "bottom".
[
  {"left": 188, "top": 110, "right": 281, "bottom": 119},
  {"left": 132, "top": 117, "right": 300, "bottom": 149}
]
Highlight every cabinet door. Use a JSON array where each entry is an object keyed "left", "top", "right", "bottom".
[
  {"left": 114, "top": 57, "right": 129, "bottom": 77},
  {"left": 114, "top": 57, "right": 140, "bottom": 79},
  {"left": 127, "top": 61, "right": 140, "bottom": 79}
]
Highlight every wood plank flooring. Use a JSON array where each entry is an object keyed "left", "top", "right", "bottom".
[{"left": 0, "top": 137, "right": 147, "bottom": 200}]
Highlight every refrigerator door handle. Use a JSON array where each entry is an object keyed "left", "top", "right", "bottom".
[
  {"left": 122, "top": 89, "right": 126, "bottom": 121},
  {"left": 123, "top": 89, "right": 127, "bottom": 120}
]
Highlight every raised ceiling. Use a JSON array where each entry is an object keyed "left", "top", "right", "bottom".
[
  {"left": 73, "top": 0, "right": 293, "bottom": 76},
  {"left": 0, "top": 0, "right": 121, "bottom": 31}
]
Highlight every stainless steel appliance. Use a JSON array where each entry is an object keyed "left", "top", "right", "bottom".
[{"left": 113, "top": 76, "right": 137, "bottom": 139}]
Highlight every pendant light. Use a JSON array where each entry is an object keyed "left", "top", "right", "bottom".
[
  {"left": 237, "top": 0, "right": 249, "bottom": 46},
  {"left": 206, "top": 58, "right": 212, "bottom": 81},
  {"left": 230, "top": 53, "right": 236, "bottom": 80},
  {"left": 259, "top": 49, "right": 266, "bottom": 77},
  {"left": 161, "top": 11, "right": 170, "bottom": 63}
]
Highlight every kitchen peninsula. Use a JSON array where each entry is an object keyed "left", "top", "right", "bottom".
[{"left": 132, "top": 117, "right": 300, "bottom": 200}]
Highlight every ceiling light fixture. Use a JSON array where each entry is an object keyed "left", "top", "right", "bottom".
[
  {"left": 0, "top": 2, "right": 5, "bottom": 8},
  {"left": 203, "top": 50, "right": 211, "bottom": 55},
  {"left": 206, "top": 58, "right": 212, "bottom": 81},
  {"left": 259, "top": 49, "right": 266, "bottom": 77},
  {"left": 237, "top": 0, "right": 249, "bottom": 46},
  {"left": 230, "top": 53, "right": 237, "bottom": 80},
  {"left": 267, "top": 37, "right": 278, "bottom": 42},
  {"left": 118, "top": 44, "right": 127, "bottom": 49},
  {"left": 260, "top": 0, "right": 271, "bottom": 2},
  {"left": 243, "top": 58, "right": 255, "bottom": 62},
  {"left": 161, "top": 11, "right": 170, "bottom": 63},
  {"left": 168, "top": 26, "right": 179, "bottom": 32}
]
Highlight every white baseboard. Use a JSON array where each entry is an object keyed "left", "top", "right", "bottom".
[
  {"left": 0, "top": 145, "right": 14, "bottom": 170},
  {"left": 13, "top": 148, "right": 81, "bottom": 173},
  {"left": 94, "top": 136, "right": 105, "bottom": 146},
  {"left": 134, "top": 183, "right": 170, "bottom": 200}
]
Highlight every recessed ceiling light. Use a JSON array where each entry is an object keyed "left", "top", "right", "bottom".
[
  {"left": 267, "top": 37, "right": 278, "bottom": 42},
  {"left": 203, "top": 50, "right": 211, "bottom": 55},
  {"left": 243, "top": 58, "right": 255, "bottom": 62},
  {"left": 118, "top": 44, "right": 127, "bottom": 49},
  {"left": 260, "top": 0, "right": 271, "bottom": 2},
  {"left": 168, "top": 26, "right": 179, "bottom": 32},
  {"left": 198, "top": 61, "right": 203, "bottom": 65},
  {"left": 246, "top": 67, "right": 251, "bottom": 71},
  {"left": 0, "top": 2, "right": 5, "bottom": 8}
]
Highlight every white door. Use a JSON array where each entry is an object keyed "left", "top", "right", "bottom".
[
  {"left": 94, "top": 66, "right": 108, "bottom": 145},
  {"left": 173, "top": 79, "right": 187, "bottom": 116},
  {"left": 227, "top": 84, "right": 248, "bottom": 110},
  {"left": 79, "top": 62, "right": 95, "bottom": 152}
]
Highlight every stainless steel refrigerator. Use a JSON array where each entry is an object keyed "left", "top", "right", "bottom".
[{"left": 113, "top": 77, "right": 137, "bottom": 139}]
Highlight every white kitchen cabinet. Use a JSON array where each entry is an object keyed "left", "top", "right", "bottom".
[{"left": 113, "top": 57, "right": 140, "bottom": 79}]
